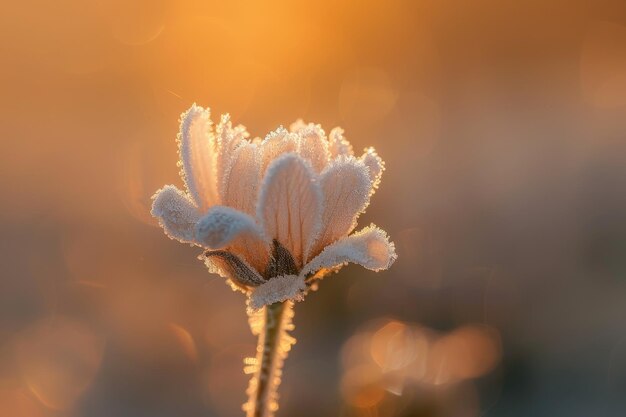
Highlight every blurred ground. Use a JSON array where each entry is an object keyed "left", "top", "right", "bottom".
[{"left": 1, "top": 1, "right": 626, "bottom": 416}]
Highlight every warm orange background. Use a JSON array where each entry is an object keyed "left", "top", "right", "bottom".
[{"left": 1, "top": 1, "right": 626, "bottom": 416}]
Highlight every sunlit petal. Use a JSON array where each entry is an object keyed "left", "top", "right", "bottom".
[
  {"left": 359, "top": 147, "right": 384, "bottom": 193},
  {"left": 257, "top": 153, "right": 323, "bottom": 268},
  {"left": 178, "top": 104, "right": 219, "bottom": 210},
  {"left": 222, "top": 142, "right": 261, "bottom": 216},
  {"left": 297, "top": 124, "right": 330, "bottom": 173},
  {"left": 288, "top": 118, "right": 307, "bottom": 133},
  {"left": 195, "top": 205, "right": 270, "bottom": 270},
  {"left": 303, "top": 224, "right": 397, "bottom": 275},
  {"left": 216, "top": 113, "right": 246, "bottom": 199},
  {"left": 311, "top": 157, "right": 372, "bottom": 257},
  {"left": 328, "top": 127, "right": 354, "bottom": 158},
  {"left": 195, "top": 205, "right": 264, "bottom": 248},
  {"left": 151, "top": 185, "right": 200, "bottom": 244},
  {"left": 260, "top": 127, "right": 298, "bottom": 175}
]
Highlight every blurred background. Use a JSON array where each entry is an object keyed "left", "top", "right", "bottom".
[{"left": 1, "top": 0, "right": 626, "bottom": 416}]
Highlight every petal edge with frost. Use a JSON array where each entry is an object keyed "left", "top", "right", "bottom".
[
  {"left": 297, "top": 124, "right": 329, "bottom": 173},
  {"left": 260, "top": 127, "right": 298, "bottom": 175},
  {"left": 302, "top": 224, "right": 397, "bottom": 276},
  {"left": 151, "top": 185, "right": 200, "bottom": 244},
  {"left": 178, "top": 104, "right": 219, "bottom": 210},
  {"left": 328, "top": 127, "right": 354, "bottom": 158},
  {"left": 248, "top": 275, "right": 306, "bottom": 311},
  {"left": 195, "top": 206, "right": 265, "bottom": 248},
  {"left": 360, "top": 147, "right": 384, "bottom": 193},
  {"left": 312, "top": 156, "right": 372, "bottom": 256},
  {"left": 195, "top": 206, "right": 270, "bottom": 272},
  {"left": 289, "top": 119, "right": 307, "bottom": 133}
]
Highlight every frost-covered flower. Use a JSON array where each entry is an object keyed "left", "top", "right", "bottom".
[{"left": 151, "top": 104, "right": 396, "bottom": 311}]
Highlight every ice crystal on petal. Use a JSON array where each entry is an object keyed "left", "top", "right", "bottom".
[
  {"left": 288, "top": 119, "right": 307, "bottom": 133},
  {"left": 360, "top": 146, "right": 385, "bottom": 193},
  {"left": 151, "top": 185, "right": 200, "bottom": 244},
  {"left": 177, "top": 104, "right": 219, "bottom": 210},
  {"left": 302, "top": 224, "right": 397, "bottom": 275},
  {"left": 328, "top": 127, "right": 354, "bottom": 158},
  {"left": 248, "top": 275, "right": 306, "bottom": 311}
]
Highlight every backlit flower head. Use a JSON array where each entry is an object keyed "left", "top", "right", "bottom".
[{"left": 152, "top": 104, "right": 396, "bottom": 311}]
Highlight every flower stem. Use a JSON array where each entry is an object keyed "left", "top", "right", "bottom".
[{"left": 245, "top": 301, "right": 295, "bottom": 417}]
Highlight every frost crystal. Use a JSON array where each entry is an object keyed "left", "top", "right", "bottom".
[
  {"left": 249, "top": 275, "right": 306, "bottom": 311},
  {"left": 177, "top": 105, "right": 218, "bottom": 210},
  {"left": 151, "top": 185, "right": 200, "bottom": 244},
  {"left": 360, "top": 146, "right": 385, "bottom": 191},
  {"left": 328, "top": 126, "right": 354, "bottom": 158},
  {"left": 195, "top": 205, "right": 264, "bottom": 249}
]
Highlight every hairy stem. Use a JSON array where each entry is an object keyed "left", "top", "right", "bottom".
[{"left": 245, "top": 301, "right": 295, "bottom": 417}]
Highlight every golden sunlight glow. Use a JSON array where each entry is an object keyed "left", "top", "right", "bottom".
[
  {"left": 14, "top": 318, "right": 105, "bottom": 410},
  {"left": 167, "top": 322, "right": 199, "bottom": 362},
  {"left": 341, "top": 319, "right": 502, "bottom": 413},
  {"left": 1, "top": 1, "right": 622, "bottom": 416}
]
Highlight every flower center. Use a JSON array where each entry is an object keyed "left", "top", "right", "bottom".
[{"left": 264, "top": 239, "right": 298, "bottom": 279}]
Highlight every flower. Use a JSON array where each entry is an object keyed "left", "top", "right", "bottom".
[{"left": 151, "top": 104, "right": 396, "bottom": 311}]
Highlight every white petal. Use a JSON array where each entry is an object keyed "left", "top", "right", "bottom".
[
  {"left": 298, "top": 124, "right": 330, "bottom": 172},
  {"left": 311, "top": 156, "right": 372, "bottom": 257},
  {"left": 177, "top": 104, "right": 219, "bottom": 210},
  {"left": 260, "top": 126, "right": 298, "bottom": 175},
  {"left": 195, "top": 206, "right": 264, "bottom": 248},
  {"left": 151, "top": 185, "right": 200, "bottom": 244},
  {"left": 302, "top": 224, "right": 397, "bottom": 276},
  {"left": 222, "top": 142, "right": 261, "bottom": 216},
  {"left": 328, "top": 127, "right": 354, "bottom": 158},
  {"left": 248, "top": 275, "right": 306, "bottom": 311},
  {"left": 257, "top": 153, "right": 323, "bottom": 268},
  {"left": 216, "top": 113, "right": 245, "bottom": 199},
  {"left": 195, "top": 206, "right": 270, "bottom": 272},
  {"left": 360, "top": 147, "right": 385, "bottom": 193}
]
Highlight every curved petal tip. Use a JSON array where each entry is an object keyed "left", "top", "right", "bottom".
[
  {"left": 195, "top": 206, "right": 263, "bottom": 249},
  {"left": 302, "top": 224, "right": 397, "bottom": 276},
  {"left": 151, "top": 185, "right": 199, "bottom": 244}
]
